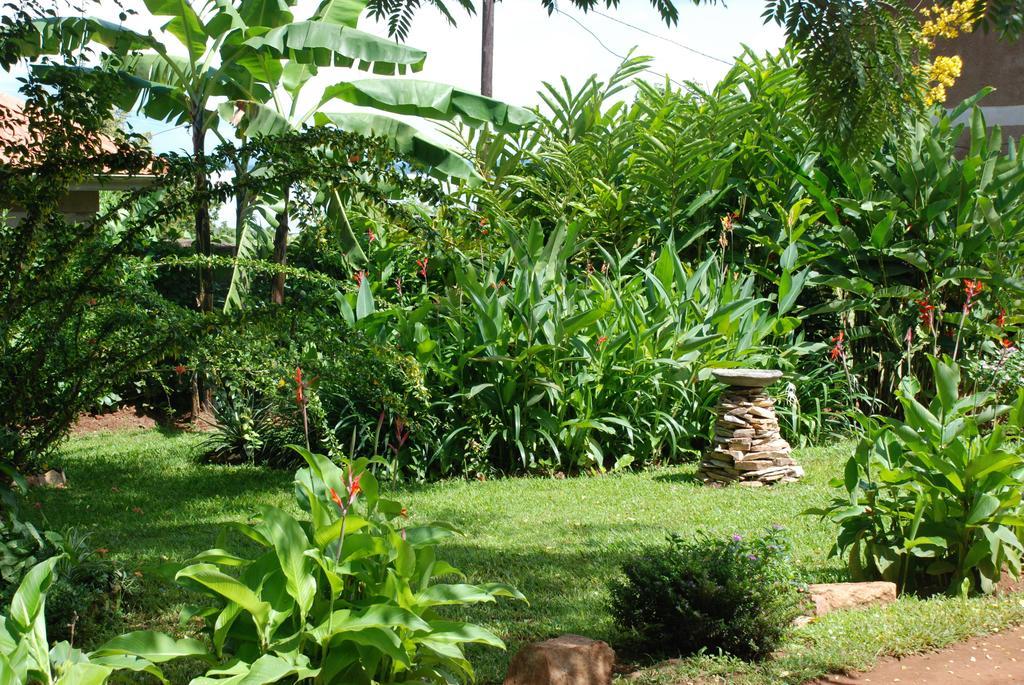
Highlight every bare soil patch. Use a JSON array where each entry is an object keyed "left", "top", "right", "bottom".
[
  {"left": 71, "top": 405, "right": 215, "bottom": 435},
  {"left": 813, "top": 624, "right": 1024, "bottom": 685}
]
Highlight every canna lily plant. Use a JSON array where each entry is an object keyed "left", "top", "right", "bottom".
[
  {"left": 0, "top": 554, "right": 207, "bottom": 684},
  {"left": 174, "top": 446, "right": 525, "bottom": 684}
]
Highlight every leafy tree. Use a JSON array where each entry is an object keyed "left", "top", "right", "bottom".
[{"left": 0, "top": 72, "right": 192, "bottom": 468}]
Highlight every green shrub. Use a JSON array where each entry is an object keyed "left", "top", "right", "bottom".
[
  {"left": 609, "top": 528, "right": 803, "bottom": 661},
  {"left": 195, "top": 308, "right": 429, "bottom": 467},
  {"left": 0, "top": 520, "right": 138, "bottom": 645},
  {"left": 176, "top": 446, "right": 526, "bottom": 683},
  {"left": 809, "top": 356, "right": 1024, "bottom": 596}
]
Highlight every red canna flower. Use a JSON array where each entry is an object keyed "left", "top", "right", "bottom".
[
  {"left": 416, "top": 257, "right": 429, "bottom": 279},
  {"left": 963, "top": 279, "right": 984, "bottom": 313},
  {"left": 998, "top": 309, "right": 1007, "bottom": 328},
  {"left": 295, "top": 367, "right": 305, "bottom": 407},
  {"left": 347, "top": 472, "right": 362, "bottom": 503},
  {"left": 917, "top": 299, "right": 935, "bottom": 331},
  {"left": 1003, "top": 338, "right": 1014, "bottom": 349},
  {"left": 367, "top": 228, "right": 376, "bottom": 242},
  {"left": 829, "top": 331, "right": 845, "bottom": 361},
  {"left": 353, "top": 270, "right": 367, "bottom": 286},
  {"left": 329, "top": 487, "right": 344, "bottom": 510},
  {"left": 174, "top": 364, "right": 188, "bottom": 376},
  {"left": 597, "top": 335, "right": 608, "bottom": 346}
]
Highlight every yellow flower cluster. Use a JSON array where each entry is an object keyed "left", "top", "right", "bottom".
[
  {"left": 925, "top": 54, "right": 963, "bottom": 104},
  {"left": 917, "top": 0, "right": 979, "bottom": 105},
  {"left": 920, "top": 0, "right": 979, "bottom": 41}
]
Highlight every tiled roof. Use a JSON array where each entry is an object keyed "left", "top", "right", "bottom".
[{"left": 0, "top": 93, "right": 157, "bottom": 176}]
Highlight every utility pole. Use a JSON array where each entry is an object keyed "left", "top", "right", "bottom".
[{"left": 481, "top": 0, "right": 494, "bottom": 96}]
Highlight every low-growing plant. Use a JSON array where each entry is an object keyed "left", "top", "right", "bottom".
[
  {"left": 608, "top": 527, "right": 803, "bottom": 661},
  {"left": 175, "top": 446, "right": 526, "bottom": 683},
  {"left": 809, "top": 356, "right": 1024, "bottom": 596},
  {"left": 0, "top": 555, "right": 206, "bottom": 683}
]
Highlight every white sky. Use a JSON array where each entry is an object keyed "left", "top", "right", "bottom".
[{"left": 1, "top": 0, "right": 784, "bottom": 153}]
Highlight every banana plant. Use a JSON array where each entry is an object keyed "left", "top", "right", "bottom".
[
  {"left": 221, "top": 15, "right": 536, "bottom": 307},
  {"left": 0, "top": 555, "right": 207, "bottom": 684},
  {"left": 13, "top": 0, "right": 435, "bottom": 310}
]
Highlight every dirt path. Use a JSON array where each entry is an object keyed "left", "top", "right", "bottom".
[{"left": 814, "top": 625, "right": 1024, "bottom": 684}]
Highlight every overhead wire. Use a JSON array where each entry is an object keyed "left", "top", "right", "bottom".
[
  {"left": 589, "top": 8, "right": 733, "bottom": 66},
  {"left": 553, "top": 9, "right": 689, "bottom": 89}
]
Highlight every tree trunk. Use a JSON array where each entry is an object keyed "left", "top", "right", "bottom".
[
  {"left": 191, "top": 102, "right": 213, "bottom": 416},
  {"left": 481, "top": 0, "right": 495, "bottom": 97},
  {"left": 271, "top": 185, "right": 290, "bottom": 304},
  {"left": 192, "top": 103, "right": 213, "bottom": 312}
]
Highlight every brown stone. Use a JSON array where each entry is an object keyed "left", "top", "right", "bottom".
[
  {"left": 26, "top": 469, "right": 67, "bottom": 489},
  {"left": 750, "top": 439, "right": 790, "bottom": 453},
  {"left": 735, "top": 459, "right": 774, "bottom": 471},
  {"left": 504, "top": 635, "right": 615, "bottom": 685},
  {"left": 806, "top": 582, "right": 897, "bottom": 616}
]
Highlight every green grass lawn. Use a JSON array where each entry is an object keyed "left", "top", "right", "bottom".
[{"left": 29, "top": 430, "right": 1024, "bottom": 684}]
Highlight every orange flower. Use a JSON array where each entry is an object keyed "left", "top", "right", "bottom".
[
  {"left": 353, "top": 270, "right": 367, "bottom": 285},
  {"left": 829, "top": 331, "right": 845, "bottom": 361},
  {"left": 1003, "top": 338, "right": 1014, "bottom": 349},
  {"left": 597, "top": 335, "right": 608, "bottom": 346},
  {"left": 173, "top": 364, "right": 188, "bottom": 375},
  {"left": 917, "top": 299, "right": 935, "bottom": 331},
  {"left": 329, "top": 487, "right": 344, "bottom": 510},
  {"left": 295, "top": 367, "right": 305, "bottom": 407},
  {"left": 997, "top": 309, "right": 1007, "bottom": 328}
]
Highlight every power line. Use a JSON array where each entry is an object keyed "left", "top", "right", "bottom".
[
  {"left": 590, "top": 8, "right": 733, "bottom": 66},
  {"left": 554, "top": 9, "right": 689, "bottom": 90}
]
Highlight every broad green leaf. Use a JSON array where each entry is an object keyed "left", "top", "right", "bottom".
[
  {"left": 254, "top": 507, "right": 316, "bottom": 620},
  {"left": 312, "top": 0, "right": 366, "bottom": 26},
  {"left": 422, "top": 621, "right": 505, "bottom": 648},
  {"left": 314, "top": 111, "right": 481, "bottom": 182},
  {"left": 93, "top": 631, "right": 208, "bottom": 664},
  {"left": 19, "top": 17, "right": 157, "bottom": 60},
  {"left": 175, "top": 564, "right": 271, "bottom": 630},
  {"left": 967, "top": 494, "right": 1001, "bottom": 525},
  {"left": 143, "top": 0, "right": 207, "bottom": 61},
  {"left": 322, "top": 79, "right": 536, "bottom": 132},
  {"left": 356, "top": 276, "right": 375, "bottom": 319},
  {"left": 244, "top": 23, "right": 426, "bottom": 74},
  {"left": 416, "top": 584, "right": 499, "bottom": 607}
]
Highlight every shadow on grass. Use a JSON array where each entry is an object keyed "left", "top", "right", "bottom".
[{"left": 651, "top": 470, "right": 702, "bottom": 485}]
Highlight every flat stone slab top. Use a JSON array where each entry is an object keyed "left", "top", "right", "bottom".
[{"left": 711, "top": 368, "right": 783, "bottom": 388}]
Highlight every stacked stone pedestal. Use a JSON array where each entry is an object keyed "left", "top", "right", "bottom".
[{"left": 698, "top": 371, "right": 803, "bottom": 487}]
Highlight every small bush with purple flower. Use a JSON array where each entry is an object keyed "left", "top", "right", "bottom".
[{"left": 608, "top": 527, "right": 804, "bottom": 661}]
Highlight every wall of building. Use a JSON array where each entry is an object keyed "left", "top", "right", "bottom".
[{"left": 937, "top": 28, "right": 1024, "bottom": 140}]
